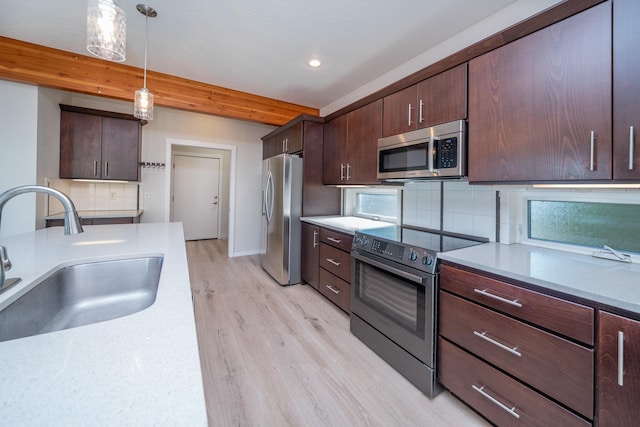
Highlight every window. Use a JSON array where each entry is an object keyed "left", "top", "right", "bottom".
[
  {"left": 528, "top": 200, "right": 640, "bottom": 254},
  {"left": 343, "top": 188, "right": 400, "bottom": 223}
]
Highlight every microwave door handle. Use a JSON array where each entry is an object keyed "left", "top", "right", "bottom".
[{"left": 428, "top": 136, "right": 435, "bottom": 173}]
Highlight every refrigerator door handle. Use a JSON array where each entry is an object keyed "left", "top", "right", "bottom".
[{"left": 265, "top": 171, "right": 274, "bottom": 223}]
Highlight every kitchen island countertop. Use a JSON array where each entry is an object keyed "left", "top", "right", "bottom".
[
  {"left": 440, "top": 243, "right": 640, "bottom": 318},
  {"left": 0, "top": 223, "right": 207, "bottom": 426}
]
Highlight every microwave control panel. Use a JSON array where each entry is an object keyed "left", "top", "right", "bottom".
[{"left": 435, "top": 137, "right": 458, "bottom": 169}]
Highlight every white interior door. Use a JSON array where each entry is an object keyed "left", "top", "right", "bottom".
[{"left": 172, "top": 155, "right": 220, "bottom": 240}]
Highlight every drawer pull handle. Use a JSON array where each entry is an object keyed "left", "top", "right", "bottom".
[
  {"left": 326, "top": 237, "right": 342, "bottom": 244},
  {"left": 472, "top": 385, "right": 520, "bottom": 419},
  {"left": 473, "top": 331, "right": 522, "bottom": 357},
  {"left": 326, "top": 284, "right": 341, "bottom": 295},
  {"left": 473, "top": 288, "right": 522, "bottom": 307},
  {"left": 326, "top": 258, "right": 341, "bottom": 267},
  {"left": 618, "top": 331, "right": 625, "bottom": 386}
]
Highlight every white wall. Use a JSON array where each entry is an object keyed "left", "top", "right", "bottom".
[{"left": 0, "top": 80, "right": 39, "bottom": 238}]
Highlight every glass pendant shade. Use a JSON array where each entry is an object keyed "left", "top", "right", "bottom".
[
  {"left": 86, "top": 0, "right": 126, "bottom": 62},
  {"left": 134, "top": 87, "right": 154, "bottom": 120}
]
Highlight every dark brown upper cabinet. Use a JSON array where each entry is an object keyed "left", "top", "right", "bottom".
[
  {"left": 59, "top": 105, "right": 142, "bottom": 181},
  {"left": 382, "top": 63, "right": 467, "bottom": 137},
  {"left": 613, "top": 0, "right": 640, "bottom": 180},
  {"left": 323, "top": 100, "right": 382, "bottom": 185},
  {"left": 467, "top": 2, "right": 612, "bottom": 183}
]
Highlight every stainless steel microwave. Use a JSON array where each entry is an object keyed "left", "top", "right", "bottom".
[{"left": 377, "top": 120, "right": 466, "bottom": 180}]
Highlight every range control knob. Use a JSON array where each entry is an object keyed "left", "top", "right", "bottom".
[
  {"left": 408, "top": 250, "right": 418, "bottom": 262},
  {"left": 354, "top": 236, "right": 362, "bottom": 245},
  {"left": 423, "top": 255, "right": 434, "bottom": 266},
  {"left": 362, "top": 238, "right": 370, "bottom": 247}
]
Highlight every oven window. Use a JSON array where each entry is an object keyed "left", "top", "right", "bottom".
[
  {"left": 355, "top": 261, "right": 425, "bottom": 336},
  {"left": 379, "top": 143, "right": 429, "bottom": 172}
]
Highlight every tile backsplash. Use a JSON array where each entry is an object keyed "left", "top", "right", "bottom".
[
  {"left": 402, "top": 181, "right": 497, "bottom": 242},
  {"left": 47, "top": 179, "right": 139, "bottom": 214}
]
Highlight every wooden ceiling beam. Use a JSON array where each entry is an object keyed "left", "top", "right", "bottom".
[{"left": 0, "top": 36, "right": 317, "bottom": 126}]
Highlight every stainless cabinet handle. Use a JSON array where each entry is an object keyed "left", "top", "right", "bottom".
[
  {"left": 93, "top": 161, "right": 98, "bottom": 176},
  {"left": 340, "top": 163, "right": 345, "bottom": 181},
  {"left": 312, "top": 230, "right": 319, "bottom": 248},
  {"left": 473, "top": 330, "right": 522, "bottom": 357},
  {"left": 408, "top": 103, "right": 413, "bottom": 127},
  {"left": 472, "top": 385, "right": 520, "bottom": 419},
  {"left": 618, "top": 331, "right": 624, "bottom": 386},
  {"left": 326, "top": 237, "right": 342, "bottom": 244},
  {"left": 590, "top": 131, "right": 595, "bottom": 171},
  {"left": 419, "top": 99, "right": 424, "bottom": 124},
  {"left": 104, "top": 161, "right": 109, "bottom": 177},
  {"left": 282, "top": 139, "right": 286, "bottom": 152},
  {"left": 473, "top": 288, "right": 522, "bottom": 307},
  {"left": 629, "top": 126, "right": 635, "bottom": 171},
  {"left": 326, "top": 284, "right": 341, "bottom": 295},
  {"left": 346, "top": 163, "right": 352, "bottom": 181},
  {"left": 326, "top": 258, "right": 341, "bottom": 267}
]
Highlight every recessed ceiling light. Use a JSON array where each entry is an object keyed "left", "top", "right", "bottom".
[{"left": 308, "top": 58, "right": 321, "bottom": 68}]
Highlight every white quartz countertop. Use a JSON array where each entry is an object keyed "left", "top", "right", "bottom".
[
  {"left": 0, "top": 223, "right": 207, "bottom": 426},
  {"left": 440, "top": 243, "right": 640, "bottom": 317},
  {"left": 301, "top": 215, "right": 395, "bottom": 235}
]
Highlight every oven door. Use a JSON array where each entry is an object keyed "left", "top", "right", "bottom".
[{"left": 351, "top": 250, "right": 436, "bottom": 367}]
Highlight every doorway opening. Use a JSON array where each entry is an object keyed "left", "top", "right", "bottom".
[{"left": 165, "top": 138, "right": 237, "bottom": 257}]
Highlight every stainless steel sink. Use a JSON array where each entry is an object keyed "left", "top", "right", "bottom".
[{"left": 0, "top": 256, "right": 163, "bottom": 342}]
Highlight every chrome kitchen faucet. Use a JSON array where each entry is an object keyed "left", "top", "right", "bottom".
[{"left": 0, "top": 185, "right": 83, "bottom": 293}]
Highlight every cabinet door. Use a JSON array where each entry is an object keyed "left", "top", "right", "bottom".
[
  {"left": 101, "top": 117, "right": 140, "bottom": 181},
  {"left": 597, "top": 311, "right": 640, "bottom": 427},
  {"left": 262, "top": 136, "right": 276, "bottom": 159},
  {"left": 382, "top": 85, "right": 417, "bottom": 137},
  {"left": 323, "top": 114, "right": 348, "bottom": 184},
  {"left": 468, "top": 2, "right": 612, "bottom": 182},
  {"left": 281, "top": 122, "right": 303, "bottom": 154},
  {"left": 613, "top": 0, "right": 640, "bottom": 179},
  {"left": 301, "top": 223, "right": 320, "bottom": 289},
  {"left": 347, "top": 99, "right": 382, "bottom": 184},
  {"left": 417, "top": 63, "right": 467, "bottom": 128},
  {"left": 59, "top": 111, "right": 102, "bottom": 179}
]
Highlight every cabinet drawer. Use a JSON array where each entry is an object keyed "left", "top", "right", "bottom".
[
  {"left": 318, "top": 268, "right": 350, "bottom": 313},
  {"left": 319, "top": 228, "right": 352, "bottom": 252},
  {"left": 319, "top": 243, "right": 351, "bottom": 282},
  {"left": 439, "top": 338, "right": 591, "bottom": 427},
  {"left": 440, "top": 263, "right": 594, "bottom": 346},
  {"left": 440, "top": 291, "right": 594, "bottom": 419}
]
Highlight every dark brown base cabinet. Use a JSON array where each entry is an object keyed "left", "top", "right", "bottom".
[
  {"left": 301, "top": 223, "right": 320, "bottom": 289},
  {"left": 597, "top": 311, "right": 640, "bottom": 427},
  {"left": 315, "top": 228, "right": 352, "bottom": 313},
  {"left": 46, "top": 217, "right": 138, "bottom": 227},
  {"left": 438, "top": 263, "right": 595, "bottom": 425}
]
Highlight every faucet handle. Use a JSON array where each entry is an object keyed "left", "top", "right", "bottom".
[{"left": 0, "top": 245, "right": 11, "bottom": 271}]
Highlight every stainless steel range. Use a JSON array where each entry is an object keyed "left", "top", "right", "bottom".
[{"left": 350, "top": 225, "right": 488, "bottom": 398}]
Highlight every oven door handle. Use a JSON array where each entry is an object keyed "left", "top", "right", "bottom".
[{"left": 352, "top": 252, "right": 428, "bottom": 285}]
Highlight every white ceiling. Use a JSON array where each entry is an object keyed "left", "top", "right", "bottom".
[{"left": 1, "top": 0, "right": 561, "bottom": 115}]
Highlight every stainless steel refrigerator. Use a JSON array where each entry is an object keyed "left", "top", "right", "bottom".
[{"left": 261, "top": 154, "right": 303, "bottom": 285}]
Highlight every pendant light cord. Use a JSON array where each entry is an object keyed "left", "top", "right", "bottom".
[{"left": 143, "top": 12, "right": 148, "bottom": 89}]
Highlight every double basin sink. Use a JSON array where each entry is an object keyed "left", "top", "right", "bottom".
[{"left": 0, "top": 256, "right": 163, "bottom": 343}]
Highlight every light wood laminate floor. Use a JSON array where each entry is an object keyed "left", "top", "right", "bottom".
[{"left": 187, "top": 239, "right": 490, "bottom": 426}]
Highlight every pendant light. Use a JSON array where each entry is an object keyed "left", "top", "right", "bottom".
[
  {"left": 86, "top": 0, "right": 126, "bottom": 62},
  {"left": 134, "top": 4, "right": 157, "bottom": 121}
]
